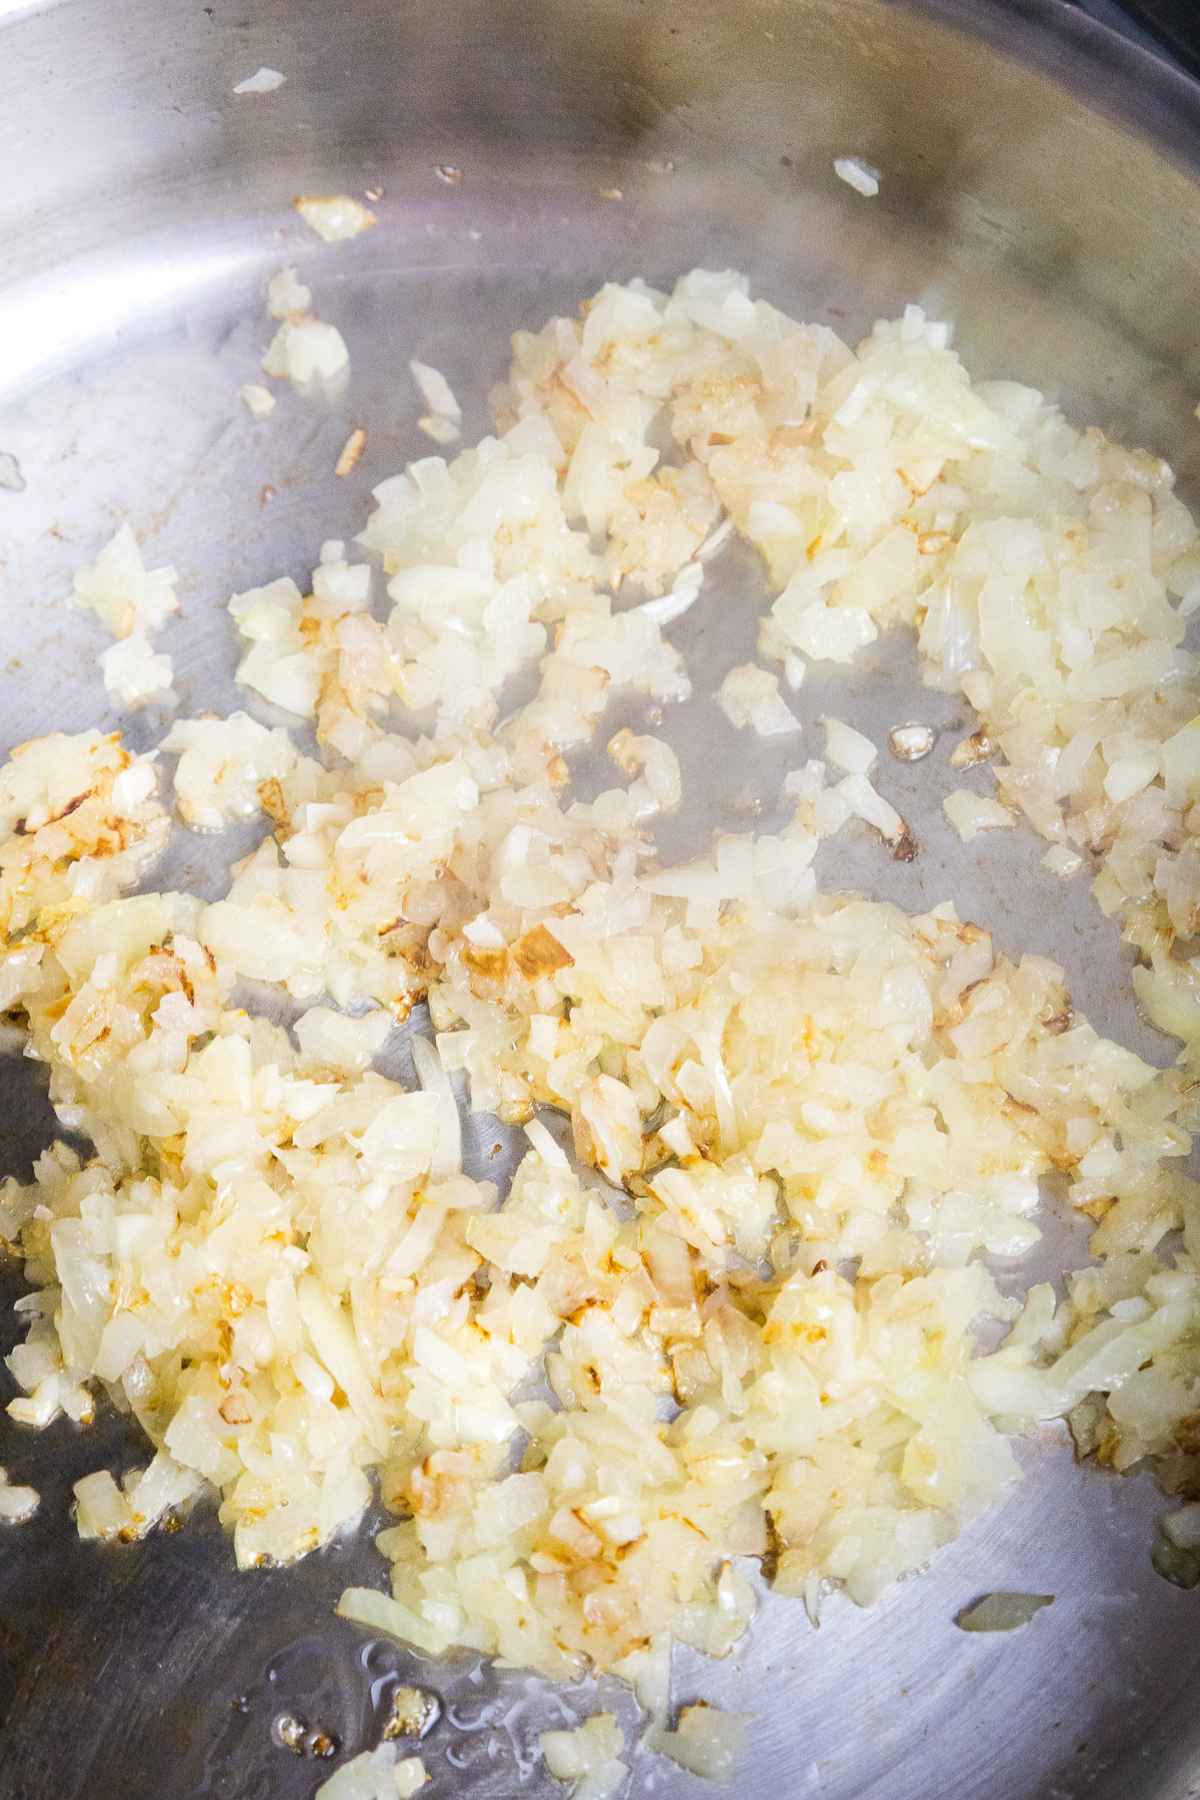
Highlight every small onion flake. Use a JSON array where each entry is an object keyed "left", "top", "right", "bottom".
[{"left": 955, "top": 1593, "right": 1054, "bottom": 1633}]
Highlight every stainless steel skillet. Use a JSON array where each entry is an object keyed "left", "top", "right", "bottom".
[{"left": 0, "top": 2, "right": 1199, "bottom": 1794}]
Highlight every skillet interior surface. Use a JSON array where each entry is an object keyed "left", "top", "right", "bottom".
[{"left": 1, "top": 2, "right": 1200, "bottom": 1795}]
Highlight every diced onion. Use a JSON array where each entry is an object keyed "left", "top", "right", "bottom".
[
  {"left": 12, "top": 264, "right": 1200, "bottom": 1735},
  {"left": 955, "top": 1593, "right": 1054, "bottom": 1633},
  {"left": 295, "top": 195, "right": 378, "bottom": 242},
  {"left": 834, "top": 156, "right": 880, "bottom": 197}
]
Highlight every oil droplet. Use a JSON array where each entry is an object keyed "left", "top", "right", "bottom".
[
  {"left": 272, "top": 1713, "right": 339, "bottom": 1758},
  {"left": 359, "top": 1636, "right": 395, "bottom": 1677},
  {"left": 497, "top": 1697, "right": 542, "bottom": 1781},
  {"left": 273, "top": 1713, "right": 307, "bottom": 1755},
  {"left": 382, "top": 1685, "right": 441, "bottom": 1741},
  {"left": 447, "top": 1700, "right": 500, "bottom": 1733}
]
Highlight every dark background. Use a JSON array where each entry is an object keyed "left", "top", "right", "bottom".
[{"left": 1075, "top": 0, "right": 1200, "bottom": 81}]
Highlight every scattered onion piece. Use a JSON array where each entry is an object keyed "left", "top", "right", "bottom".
[
  {"left": 717, "top": 663, "right": 800, "bottom": 736},
  {"left": 240, "top": 383, "right": 276, "bottom": 419},
  {"left": 294, "top": 194, "right": 378, "bottom": 242},
  {"left": 336, "top": 427, "right": 368, "bottom": 478},
  {"left": 650, "top": 1704, "right": 748, "bottom": 1784},
  {"left": 233, "top": 67, "right": 286, "bottom": 94},
  {"left": 943, "top": 789, "right": 1015, "bottom": 842},
  {"left": 0, "top": 1467, "right": 38, "bottom": 1524},
  {"left": 823, "top": 716, "right": 878, "bottom": 774},
  {"left": 267, "top": 267, "right": 312, "bottom": 318},
  {"left": 263, "top": 316, "right": 349, "bottom": 386},
  {"left": 834, "top": 156, "right": 880, "bottom": 197},
  {"left": 955, "top": 1593, "right": 1054, "bottom": 1633}
]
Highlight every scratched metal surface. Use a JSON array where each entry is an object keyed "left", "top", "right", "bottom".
[{"left": 1, "top": 1, "right": 1200, "bottom": 1796}]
